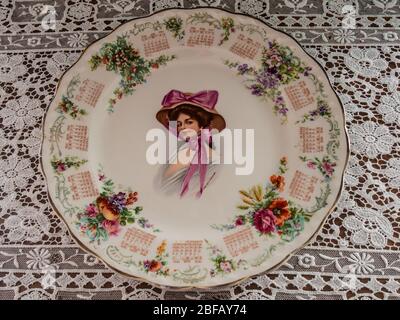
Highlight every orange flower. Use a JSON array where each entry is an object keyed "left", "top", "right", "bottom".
[
  {"left": 126, "top": 191, "right": 138, "bottom": 205},
  {"left": 149, "top": 260, "right": 162, "bottom": 272},
  {"left": 270, "top": 175, "right": 285, "bottom": 192},
  {"left": 269, "top": 198, "right": 289, "bottom": 212},
  {"left": 268, "top": 198, "right": 291, "bottom": 227},
  {"left": 275, "top": 210, "right": 291, "bottom": 227},
  {"left": 156, "top": 240, "right": 167, "bottom": 256},
  {"left": 96, "top": 196, "right": 119, "bottom": 221}
]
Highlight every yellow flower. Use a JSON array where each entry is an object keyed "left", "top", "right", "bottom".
[{"left": 157, "top": 240, "right": 167, "bottom": 256}]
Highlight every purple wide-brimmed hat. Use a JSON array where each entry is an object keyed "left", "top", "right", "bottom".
[{"left": 156, "top": 89, "right": 226, "bottom": 132}]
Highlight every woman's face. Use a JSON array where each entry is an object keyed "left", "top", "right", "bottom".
[{"left": 176, "top": 112, "right": 201, "bottom": 140}]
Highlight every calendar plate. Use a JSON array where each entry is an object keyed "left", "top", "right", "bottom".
[{"left": 41, "top": 8, "right": 349, "bottom": 288}]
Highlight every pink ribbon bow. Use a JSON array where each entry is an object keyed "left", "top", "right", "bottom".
[
  {"left": 179, "top": 129, "right": 212, "bottom": 198},
  {"left": 162, "top": 89, "right": 219, "bottom": 110}
]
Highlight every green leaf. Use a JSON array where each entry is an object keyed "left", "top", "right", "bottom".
[{"left": 135, "top": 206, "right": 143, "bottom": 213}]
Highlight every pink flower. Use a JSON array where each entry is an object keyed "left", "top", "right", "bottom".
[
  {"left": 307, "top": 161, "right": 316, "bottom": 169},
  {"left": 102, "top": 220, "right": 120, "bottom": 236},
  {"left": 56, "top": 163, "right": 66, "bottom": 173},
  {"left": 220, "top": 261, "right": 233, "bottom": 273},
  {"left": 322, "top": 161, "right": 335, "bottom": 176},
  {"left": 253, "top": 209, "right": 276, "bottom": 234},
  {"left": 85, "top": 203, "right": 98, "bottom": 217}
]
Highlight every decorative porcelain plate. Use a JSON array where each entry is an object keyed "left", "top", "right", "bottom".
[{"left": 41, "top": 8, "right": 349, "bottom": 288}]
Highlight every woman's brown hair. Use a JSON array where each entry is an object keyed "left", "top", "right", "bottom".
[{"left": 168, "top": 104, "right": 213, "bottom": 129}]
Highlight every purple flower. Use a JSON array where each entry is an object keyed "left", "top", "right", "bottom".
[
  {"left": 257, "top": 70, "right": 279, "bottom": 89},
  {"left": 143, "top": 260, "right": 151, "bottom": 270},
  {"left": 318, "top": 104, "right": 329, "bottom": 115},
  {"left": 304, "top": 66, "right": 312, "bottom": 76},
  {"left": 275, "top": 95, "right": 284, "bottom": 105},
  {"left": 108, "top": 192, "right": 126, "bottom": 212},
  {"left": 278, "top": 107, "right": 288, "bottom": 115},
  {"left": 307, "top": 104, "right": 330, "bottom": 120},
  {"left": 258, "top": 75, "right": 279, "bottom": 89},
  {"left": 237, "top": 63, "right": 249, "bottom": 74},
  {"left": 268, "top": 66, "right": 278, "bottom": 75},
  {"left": 139, "top": 218, "right": 153, "bottom": 229},
  {"left": 250, "top": 84, "right": 263, "bottom": 96}
]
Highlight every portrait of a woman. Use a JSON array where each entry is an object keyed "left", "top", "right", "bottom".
[{"left": 155, "top": 89, "right": 226, "bottom": 198}]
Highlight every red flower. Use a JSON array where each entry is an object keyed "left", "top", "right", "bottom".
[
  {"left": 56, "top": 163, "right": 66, "bottom": 173},
  {"left": 149, "top": 260, "right": 162, "bottom": 272},
  {"left": 253, "top": 209, "right": 276, "bottom": 234},
  {"left": 235, "top": 216, "right": 245, "bottom": 226},
  {"left": 151, "top": 63, "right": 159, "bottom": 69}
]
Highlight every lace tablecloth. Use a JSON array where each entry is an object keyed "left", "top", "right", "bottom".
[{"left": 0, "top": 0, "right": 399, "bottom": 300}]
